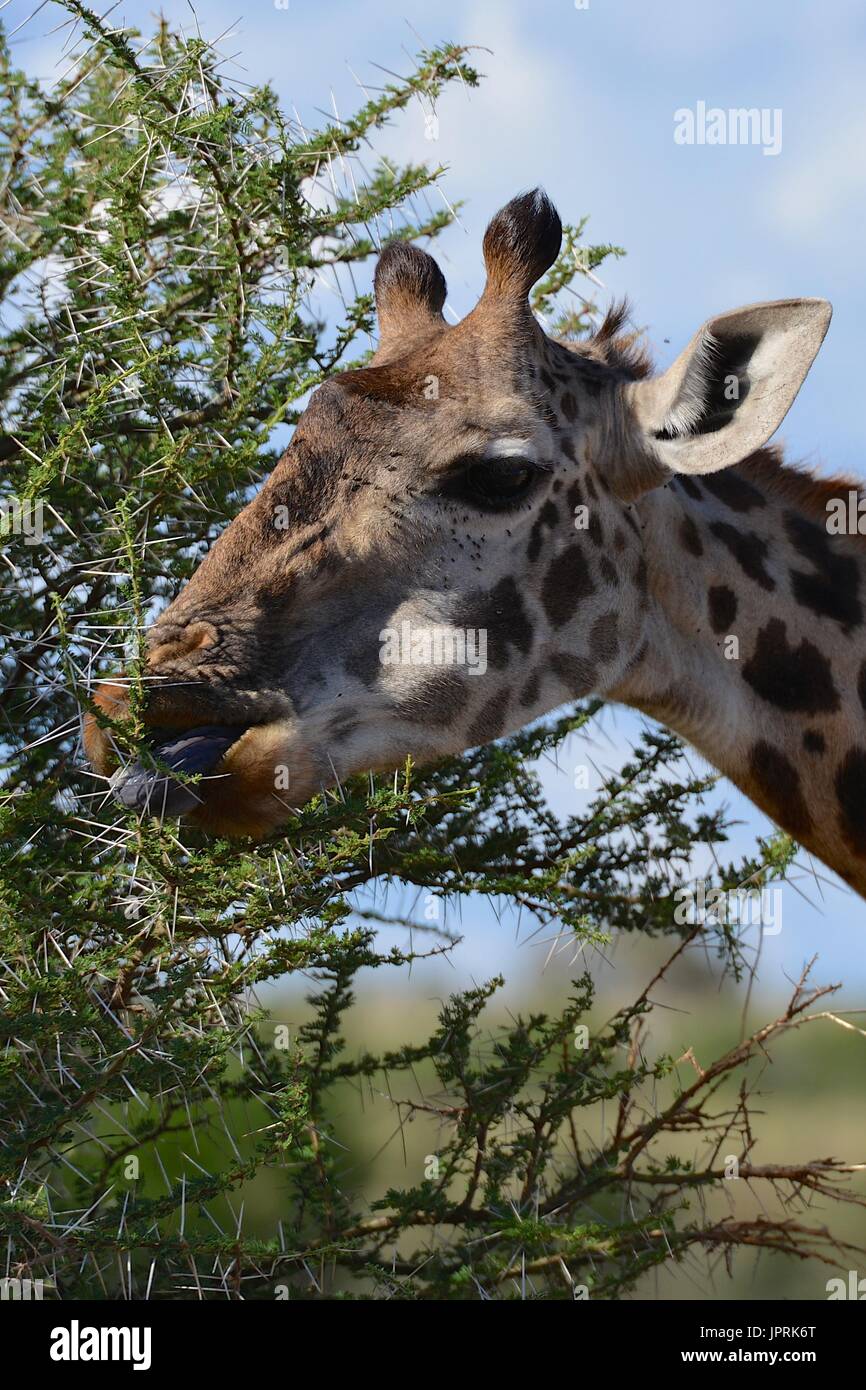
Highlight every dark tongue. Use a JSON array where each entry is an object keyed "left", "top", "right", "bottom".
[{"left": 112, "top": 725, "right": 244, "bottom": 816}]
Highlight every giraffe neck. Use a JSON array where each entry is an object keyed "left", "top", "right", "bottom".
[{"left": 607, "top": 450, "right": 866, "bottom": 894}]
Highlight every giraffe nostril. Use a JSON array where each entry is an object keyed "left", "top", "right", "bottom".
[
  {"left": 182, "top": 622, "right": 219, "bottom": 653},
  {"left": 149, "top": 620, "right": 219, "bottom": 667}
]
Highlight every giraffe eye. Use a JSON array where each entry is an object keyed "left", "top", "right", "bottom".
[{"left": 441, "top": 456, "right": 539, "bottom": 511}]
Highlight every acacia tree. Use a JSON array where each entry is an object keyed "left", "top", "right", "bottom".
[{"left": 0, "top": 6, "right": 863, "bottom": 1300}]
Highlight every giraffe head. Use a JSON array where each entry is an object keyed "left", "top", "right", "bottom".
[{"left": 85, "top": 191, "right": 830, "bottom": 837}]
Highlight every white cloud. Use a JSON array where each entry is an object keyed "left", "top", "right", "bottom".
[{"left": 770, "top": 106, "right": 866, "bottom": 238}]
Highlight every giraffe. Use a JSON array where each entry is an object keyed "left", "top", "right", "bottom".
[{"left": 86, "top": 190, "right": 866, "bottom": 895}]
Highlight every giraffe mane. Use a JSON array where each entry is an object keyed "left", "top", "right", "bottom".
[
  {"left": 739, "top": 445, "right": 866, "bottom": 541},
  {"left": 565, "top": 299, "right": 654, "bottom": 382}
]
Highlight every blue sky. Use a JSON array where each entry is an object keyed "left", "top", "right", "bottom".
[{"left": 9, "top": 0, "right": 866, "bottom": 995}]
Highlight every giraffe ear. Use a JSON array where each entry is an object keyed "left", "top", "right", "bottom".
[
  {"left": 482, "top": 189, "right": 562, "bottom": 299},
  {"left": 626, "top": 298, "right": 832, "bottom": 487},
  {"left": 373, "top": 242, "right": 447, "bottom": 354}
]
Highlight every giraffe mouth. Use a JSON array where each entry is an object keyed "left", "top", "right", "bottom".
[{"left": 110, "top": 724, "right": 250, "bottom": 818}]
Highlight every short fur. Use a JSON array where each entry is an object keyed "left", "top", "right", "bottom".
[{"left": 86, "top": 192, "right": 858, "bottom": 898}]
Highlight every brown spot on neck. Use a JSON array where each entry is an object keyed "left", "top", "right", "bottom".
[{"left": 748, "top": 740, "right": 813, "bottom": 840}]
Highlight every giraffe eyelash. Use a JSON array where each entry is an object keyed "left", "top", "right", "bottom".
[{"left": 434, "top": 452, "right": 548, "bottom": 512}]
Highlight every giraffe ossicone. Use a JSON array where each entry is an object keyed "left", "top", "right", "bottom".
[{"left": 87, "top": 191, "right": 866, "bottom": 895}]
